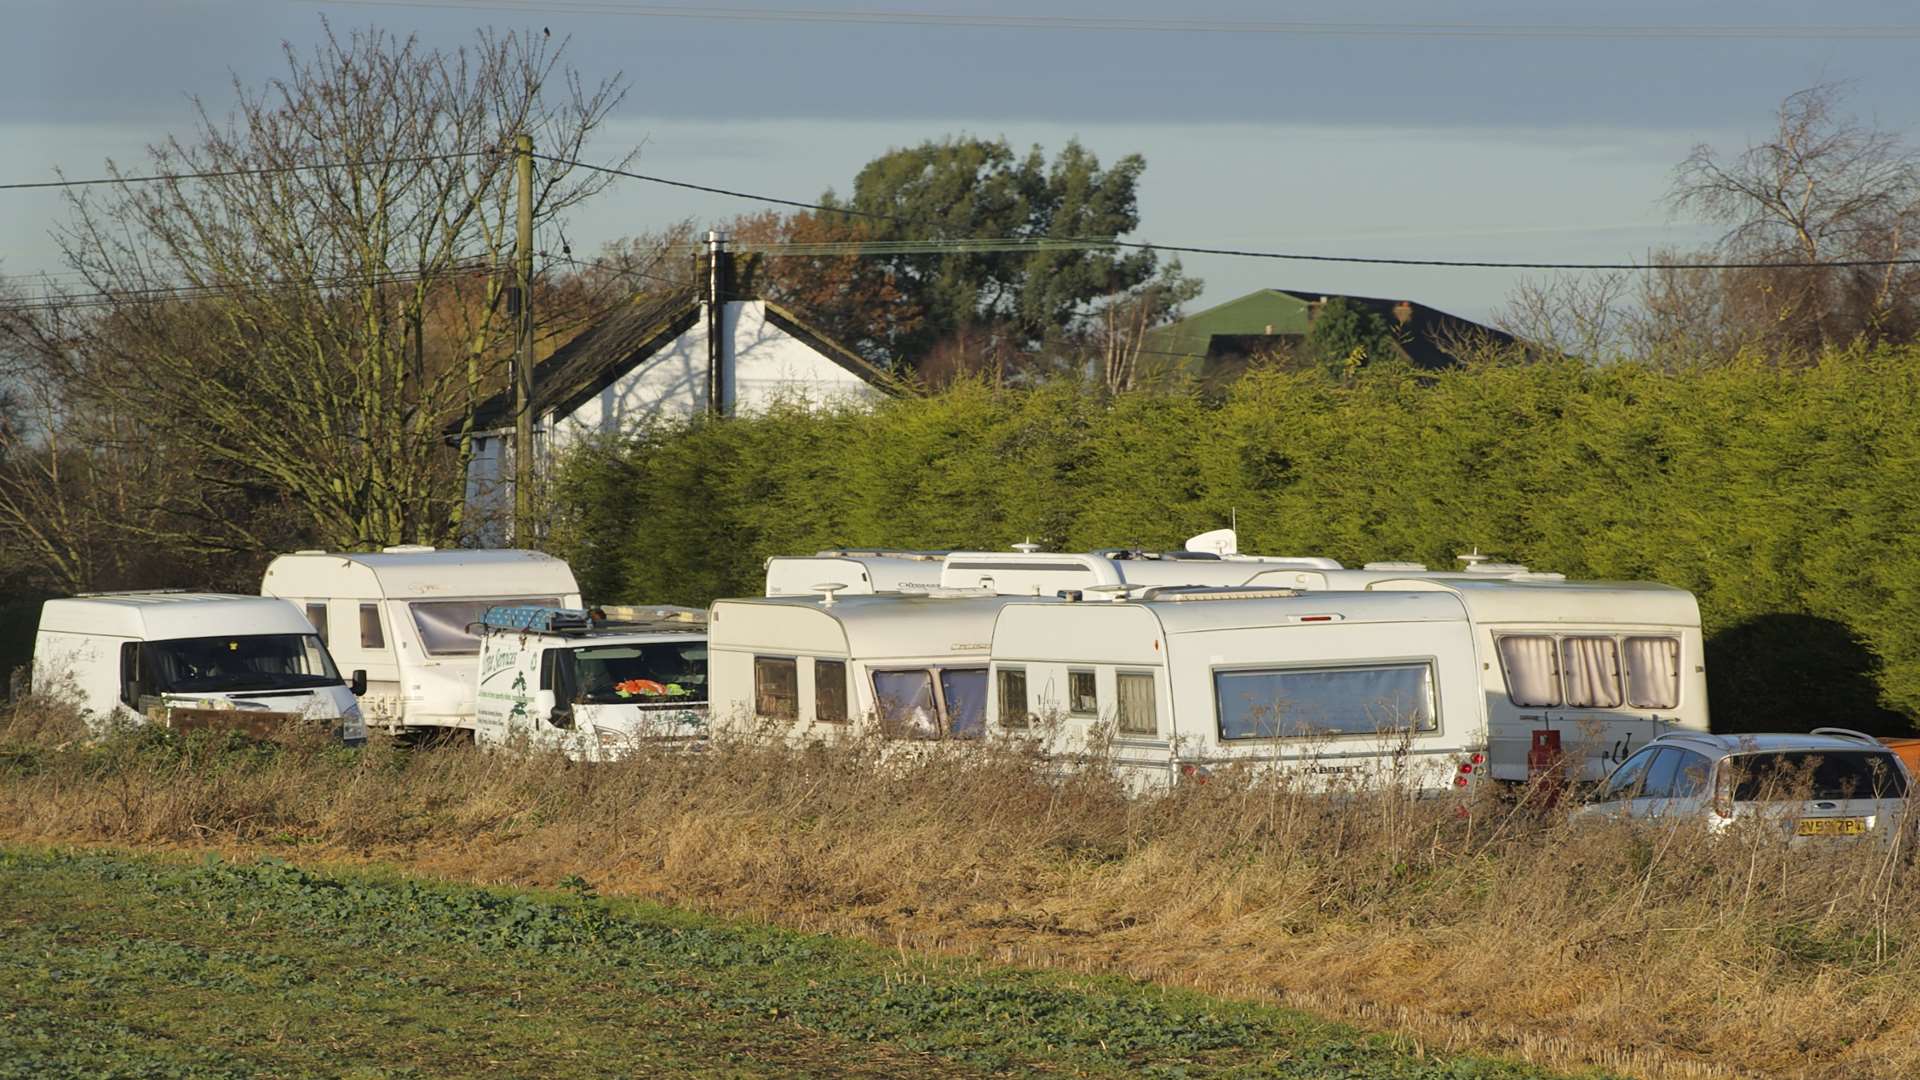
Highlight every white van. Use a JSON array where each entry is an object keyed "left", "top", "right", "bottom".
[
  {"left": 260, "top": 547, "right": 582, "bottom": 736},
  {"left": 473, "top": 605, "right": 708, "bottom": 761},
  {"left": 986, "top": 587, "right": 1488, "bottom": 792},
  {"left": 32, "top": 592, "right": 366, "bottom": 743},
  {"left": 707, "top": 590, "right": 1023, "bottom": 742}
]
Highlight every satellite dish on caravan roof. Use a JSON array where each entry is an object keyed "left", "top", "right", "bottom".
[{"left": 1185, "top": 528, "right": 1238, "bottom": 557}]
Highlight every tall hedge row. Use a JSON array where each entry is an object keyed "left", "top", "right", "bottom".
[{"left": 551, "top": 351, "right": 1920, "bottom": 731}]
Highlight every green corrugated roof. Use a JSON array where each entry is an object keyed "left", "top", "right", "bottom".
[{"left": 1141, "top": 289, "right": 1313, "bottom": 359}]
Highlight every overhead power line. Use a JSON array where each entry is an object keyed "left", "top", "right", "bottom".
[
  {"left": 0, "top": 259, "right": 499, "bottom": 316},
  {"left": 0, "top": 151, "right": 494, "bottom": 193},
  {"left": 315, "top": 2, "right": 1920, "bottom": 40},
  {"left": 535, "top": 153, "right": 1920, "bottom": 272}
]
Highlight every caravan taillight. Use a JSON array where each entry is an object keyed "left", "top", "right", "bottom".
[
  {"left": 1458, "top": 763, "right": 1474, "bottom": 774},
  {"left": 1453, "top": 775, "right": 1469, "bottom": 788},
  {"left": 1470, "top": 752, "right": 1486, "bottom": 765}
]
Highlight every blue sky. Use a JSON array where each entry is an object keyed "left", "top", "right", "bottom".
[{"left": 5, "top": 0, "right": 1919, "bottom": 319}]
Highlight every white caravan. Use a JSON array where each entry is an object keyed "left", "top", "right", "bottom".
[
  {"left": 32, "top": 592, "right": 367, "bottom": 743},
  {"left": 985, "top": 578, "right": 1707, "bottom": 790},
  {"left": 764, "top": 550, "right": 949, "bottom": 597},
  {"left": 260, "top": 547, "right": 582, "bottom": 736},
  {"left": 707, "top": 591, "right": 1025, "bottom": 742},
  {"left": 763, "top": 531, "right": 1563, "bottom": 599},
  {"left": 986, "top": 587, "right": 1489, "bottom": 792},
  {"left": 473, "top": 605, "right": 708, "bottom": 761},
  {"left": 1370, "top": 577, "right": 1707, "bottom": 781}
]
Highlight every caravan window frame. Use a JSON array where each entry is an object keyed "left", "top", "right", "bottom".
[
  {"left": 996, "top": 665, "right": 1030, "bottom": 730},
  {"left": 1211, "top": 657, "right": 1442, "bottom": 742},
  {"left": 1067, "top": 668, "right": 1098, "bottom": 716},
  {"left": 753, "top": 655, "right": 799, "bottom": 721},
  {"left": 813, "top": 658, "right": 849, "bottom": 724},
  {"left": 1115, "top": 670, "right": 1159, "bottom": 737},
  {"left": 1496, "top": 632, "right": 1684, "bottom": 711},
  {"left": 867, "top": 664, "right": 989, "bottom": 741}
]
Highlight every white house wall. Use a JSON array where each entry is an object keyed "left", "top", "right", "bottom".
[
  {"left": 463, "top": 300, "right": 882, "bottom": 545},
  {"left": 724, "top": 301, "right": 884, "bottom": 415}
]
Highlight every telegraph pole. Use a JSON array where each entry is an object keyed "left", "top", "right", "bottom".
[{"left": 512, "top": 133, "right": 535, "bottom": 542}]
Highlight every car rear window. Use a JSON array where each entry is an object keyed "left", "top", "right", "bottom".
[{"left": 1729, "top": 751, "right": 1909, "bottom": 801}]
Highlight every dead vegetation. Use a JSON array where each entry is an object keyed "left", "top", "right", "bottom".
[{"left": 0, "top": 708, "right": 1912, "bottom": 1080}]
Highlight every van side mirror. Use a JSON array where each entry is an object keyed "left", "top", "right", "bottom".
[
  {"left": 550, "top": 703, "right": 575, "bottom": 729},
  {"left": 349, "top": 669, "right": 368, "bottom": 696}
]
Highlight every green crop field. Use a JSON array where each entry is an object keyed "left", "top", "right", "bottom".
[{"left": 0, "top": 847, "right": 1602, "bottom": 1079}]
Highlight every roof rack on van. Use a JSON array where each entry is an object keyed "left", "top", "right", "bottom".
[
  {"left": 75, "top": 588, "right": 188, "bottom": 597},
  {"left": 810, "top": 549, "right": 948, "bottom": 561},
  {"left": 1134, "top": 585, "right": 1303, "bottom": 602},
  {"left": 483, "top": 605, "right": 593, "bottom": 633}
]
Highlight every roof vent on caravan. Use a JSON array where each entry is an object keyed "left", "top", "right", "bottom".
[
  {"left": 1135, "top": 585, "right": 1303, "bottom": 602},
  {"left": 1011, "top": 539, "right": 1042, "bottom": 554},
  {"left": 1363, "top": 561, "right": 1430, "bottom": 572},
  {"left": 1508, "top": 570, "right": 1567, "bottom": 582},
  {"left": 1465, "top": 562, "right": 1531, "bottom": 574},
  {"left": 382, "top": 544, "right": 437, "bottom": 554}
]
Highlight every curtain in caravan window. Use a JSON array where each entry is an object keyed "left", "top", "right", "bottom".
[
  {"left": 1116, "top": 672, "right": 1158, "bottom": 736},
  {"left": 1560, "top": 637, "right": 1623, "bottom": 708},
  {"left": 1498, "top": 635, "right": 1560, "bottom": 707},
  {"left": 1624, "top": 637, "right": 1681, "bottom": 709}
]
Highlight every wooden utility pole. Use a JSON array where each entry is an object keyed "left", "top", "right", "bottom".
[{"left": 512, "top": 133, "right": 535, "bottom": 542}]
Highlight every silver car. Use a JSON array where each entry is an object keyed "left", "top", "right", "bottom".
[{"left": 1573, "top": 730, "right": 1910, "bottom": 842}]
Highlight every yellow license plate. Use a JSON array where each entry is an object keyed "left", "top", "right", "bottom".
[{"left": 1797, "top": 817, "right": 1866, "bottom": 837}]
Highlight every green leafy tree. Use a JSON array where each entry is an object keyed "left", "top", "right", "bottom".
[
  {"left": 820, "top": 137, "right": 1186, "bottom": 362},
  {"left": 1303, "top": 297, "right": 1404, "bottom": 380}
]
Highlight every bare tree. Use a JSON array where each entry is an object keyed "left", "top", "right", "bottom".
[
  {"left": 1497, "top": 271, "right": 1639, "bottom": 362},
  {"left": 37, "top": 24, "right": 631, "bottom": 551},
  {"left": 1670, "top": 83, "right": 1920, "bottom": 355}
]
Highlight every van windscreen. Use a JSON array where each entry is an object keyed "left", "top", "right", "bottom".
[
  {"left": 568, "top": 642, "right": 707, "bottom": 705},
  {"left": 1729, "top": 751, "right": 1909, "bottom": 801},
  {"left": 134, "top": 634, "right": 340, "bottom": 694},
  {"left": 410, "top": 598, "right": 561, "bottom": 656}
]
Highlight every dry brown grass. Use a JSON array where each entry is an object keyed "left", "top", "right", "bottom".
[{"left": 1, "top": 711, "right": 1913, "bottom": 1080}]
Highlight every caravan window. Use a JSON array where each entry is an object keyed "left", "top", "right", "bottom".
[
  {"left": 359, "top": 603, "right": 385, "bottom": 650},
  {"left": 1497, "top": 635, "right": 1559, "bottom": 707},
  {"left": 1116, "top": 671, "right": 1158, "bottom": 736},
  {"left": 1624, "top": 637, "right": 1682, "bottom": 709},
  {"left": 870, "top": 667, "right": 988, "bottom": 740},
  {"left": 1559, "top": 637, "right": 1623, "bottom": 708},
  {"left": 753, "top": 657, "right": 798, "bottom": 720},
  {"left": 408, "top": 598, "right": 562, "bottom": 656},
  {"left": 1068, "top": 669, "right": 1098, "bottom": 716},
  {"left": 997, "top": 667, "right": 1030, "bottom": 730},
  {"left": 1215, "top": 663, "right": 1436, "bottom": 740},
  {"left": 873, "top": 670, "right": 939, "bottom": 740},
  {"left": 940, "top": 668, "right": 988, "bottom": 740},
  {"left": 814, "top": 660, "right": 849, "bottom": 723},
  {"left": 304, "top": 602, "right": 329, "bottom": 645}
]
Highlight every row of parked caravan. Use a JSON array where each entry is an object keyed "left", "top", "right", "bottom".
[{"left": 27, "top": 534, "right": 1917, "bottom": 839}]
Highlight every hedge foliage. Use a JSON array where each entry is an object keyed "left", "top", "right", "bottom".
[{"left": 551, "top": 350, "right": 1920, "bottom": 731}]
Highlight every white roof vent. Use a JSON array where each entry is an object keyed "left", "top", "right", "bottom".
[
  {"left": 1011, "top": 539, "right": 1042, "bottom": 554},
  {"left": 1465, "top": 562, "right": 1530, "bottom": 574},
  {"left": 1510, "top": 571, "right": 1566, "bottom": 582},
  {"left": 381, "top": 544, "right": 437, "bottom": 554},
  {"left": 1363, "top": 561, "right": 1429, "bottom": 572}
]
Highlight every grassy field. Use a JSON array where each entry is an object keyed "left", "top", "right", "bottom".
[
  {"left": 0, "top": 847, "right": 1593, "bottom": 1079},
  {"left": 1, "top": 710, "right": 1913, "bottom": 1079}
]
